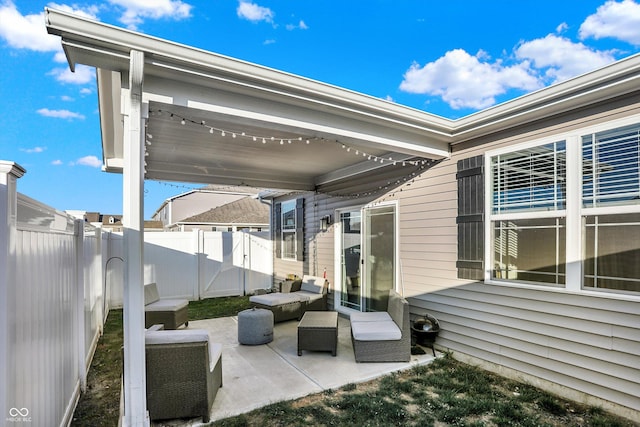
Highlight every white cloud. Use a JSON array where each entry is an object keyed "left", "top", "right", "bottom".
[
  {"left": 37, "top": 108, "right": 85, "bottom": 120},
  {"left": 76, "top": 155, "right": 102, "bottom": 168},
  {"left": 237, "top": 1, "right": 274, "bottom": 23},
  {"left": 579, "top": 0, "right": 640, "bottom": 45},
  {"left": 0, "top": 1, "right": 60, "bottom": 51},
  {"left": 47, "top": 3, "right": 99, "bottom": 20},
  {"left": 48, "top": 64, "right": 95, "bottom": 84},
  {"left": 515, "top": 34, "right": 616, "bottom": 83},
  {"left": 21, "top": 146, "right": 46, "bottom": 153},
  {"left": 399, "top": 49, "right": 541, "bottom": 110},
  {"left": 61, "top": 95, "right": 74, "bottom": 102},
  {"left": 51, "top": 159, "right": 63, "bottom": 166},
  {"left": 80, "top": 88, "right": 93, "bottom": 95},
  {"left": 556, "top": 22, "right": 569, "bottom": 33},
  {"left": 286, "top": 20, "right": 308, "bottom": 30},
  {"left": 263, "top": 39, "right": 276, "bottom": 45},
  {"left": 0, "top": 1, "right": 97, "bottom": 52},
  {"left": 108, "top": 0, "right": 192, "bottom": 30}
]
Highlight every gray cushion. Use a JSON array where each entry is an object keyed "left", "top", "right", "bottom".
[
  {"left": 350, "top": 311, "right": 392, "bottom": 323},
  {"left": 144, "top": 283, "right": 160, "bottom": 305},
  {"left": 300, "top": 275, "right": 326, "bottom": 294},
  {"left": 145, "top": 298, "right": 189, "bottom": 311},
  {"left": 294, "top": 290, "right": 324, "bottom": 302},
  {"left": 145, "top": 329, "right": 209, "bottom": 345},
  {"left": 350, "top": 320, "right": 401, "bottom": 341},
  {"left": 250, "top": 292, "right": 301, "bottom": 306}
]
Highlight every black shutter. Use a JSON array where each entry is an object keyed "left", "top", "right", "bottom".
[
  {"left": 275, "top": 202, "right": 282, "bottom": 258},
  {"left": 295, "top": 198, "right": 304, "bottom": 261},
  {"left": 456, "top": 155, "right": 484, "bottom": 280}
]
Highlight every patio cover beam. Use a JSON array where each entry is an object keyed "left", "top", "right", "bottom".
[{"left": 121, "top": 50, "right": 148, "bottom": 426}]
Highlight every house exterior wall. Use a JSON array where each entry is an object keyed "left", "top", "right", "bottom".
[
  {"left": 272, "top": 193, "right": 377, "bottom": 302},
  {"left": 402, "top": 96, "right": 640, "bottom": 419},
  {"left": 153, "top": 191, "right": 248, "bottom": 227},
  {"left": 272, "top": 95, "right": 640, "bottom": 419}
]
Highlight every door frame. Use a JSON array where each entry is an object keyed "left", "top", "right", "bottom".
[{"left": 333, "top": 200, "right": 399, "bottom": 315}]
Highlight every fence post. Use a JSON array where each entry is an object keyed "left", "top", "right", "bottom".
[
  {"left": 0, "top": 161, "right": 26, "bottom": 422},
  {"left": 194, "top": 228, "right": 202, "bottom": 300},
  {"left": 74, "top": 219, "right": 87, "bottom": 392}
]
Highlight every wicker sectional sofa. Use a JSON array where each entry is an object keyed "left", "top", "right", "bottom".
[
  {"left": 249, "top": 275, "right": 328, "bottom": 322},
  {"left": 350, "top": 289, "right": 411, "bottom": 362}
]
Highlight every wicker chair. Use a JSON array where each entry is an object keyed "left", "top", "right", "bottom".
[
  {"left": 144, "top": 282, "right": 189, "bottom": 330},
  {"left": 145, "top": 328, "right": 222, "bottom": 422},
  {"left": 350, "top": 290, "right": 411, "bottom": 362}
]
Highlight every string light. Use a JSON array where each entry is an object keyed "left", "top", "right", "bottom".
[{"left": 149, "top": 108, "right": 429, "bottom": 168}]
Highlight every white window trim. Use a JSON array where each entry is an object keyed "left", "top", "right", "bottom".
[
  {"left": 280, "top": 199, "right": 297, "bottom": 261},
  {"left": 484, "top": 113, "right": 640, "bottom": 301}
]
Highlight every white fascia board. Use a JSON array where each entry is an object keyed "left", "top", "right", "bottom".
[{"left": 45, "top": 8, "right": 453, "bottom": 138}]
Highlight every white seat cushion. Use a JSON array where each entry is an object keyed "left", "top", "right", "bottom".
[
  {"left": 145, "top": 298, "right": 188, "bottom": 311},
  {"left": 249, "top": 292, "right": 302, "bottom": 306},
  {"left": 351, "top": 320, "right": 401, "bottom": 341},
  {"left": 145, "top": 329, "right": 209, "bottom": 345},
  {"left": 349, "top": 311, "right": 392, "bottom": 323},
  {"left": 295, "top": 290, "right": 324, "bottom": 302}
]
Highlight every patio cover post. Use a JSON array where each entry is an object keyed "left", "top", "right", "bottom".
[
  {"left": 121, "top": 50, "right": 149, "bottom": 426},
  {"left": 0, "top": 161, "right": 26, "bottom": 423}
]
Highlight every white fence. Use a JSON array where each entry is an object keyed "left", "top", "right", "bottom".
[
  {"left": 2, "top": 191, "right": 105, "bottom": 427},
  {"left": 0, "top": 161, "right": 273, "bottom": 426},
  {"left": 107, "top": 230, "right": 273, "bottom": 308}
]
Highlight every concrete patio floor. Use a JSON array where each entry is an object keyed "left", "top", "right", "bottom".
[{"left": 153, "top": 314, "right": 438, "bottom": 426}]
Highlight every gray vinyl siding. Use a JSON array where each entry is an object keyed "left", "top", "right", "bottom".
[
  {"left": 271, "top": 96, "right": 640, "bottom": 416},
  {"left": 400, "top": 97, "right": 640, "bottom": 416},
  {"left": 272, "top": 192, "right": 377, "bottom": 307}
]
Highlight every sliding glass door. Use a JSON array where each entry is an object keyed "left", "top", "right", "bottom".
[
  {"left": 339, "top": 209, "right": 362, "bottom": 310},
  {"left": 363, "top": 205, "right": 396, "bottom": 311},
  {"left": 338, "top": 203, "right": 396, "bottom": 312}
]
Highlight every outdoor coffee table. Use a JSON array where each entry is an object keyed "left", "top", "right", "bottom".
[{"left": 297, "top": 311, "right": 338, "bottom": 356}]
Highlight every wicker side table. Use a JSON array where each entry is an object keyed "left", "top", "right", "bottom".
[{"left": 297, "top": 311, "right": 338, "bottom": 356}]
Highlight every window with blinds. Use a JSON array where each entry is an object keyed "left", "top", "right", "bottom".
[
  {"left": 491, "top": 141, "right": 566, "bottom": 214},
  {"left": 489, "top": 141, "right": 566, "bottom": 286},
  {"left": 488, "top": 121, "right": 640, "bottom": 294},
  {"left": 582, "top": 123, "right": 640, "bottom": 208}
]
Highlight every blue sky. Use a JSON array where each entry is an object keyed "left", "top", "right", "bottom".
[{"left": 1, "top": 0, "right": 639, "bottom": 219}]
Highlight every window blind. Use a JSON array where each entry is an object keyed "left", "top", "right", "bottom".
[
  {"left": 492, "top": 141, "right": 566, "bottom": 213},
  {"left": 583, "top": 123, "right": 640, "bottom": 208}
]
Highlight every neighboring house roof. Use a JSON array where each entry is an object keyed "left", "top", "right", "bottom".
[{"left": 179, "top": 197, "right": 269, "bottom": 225}]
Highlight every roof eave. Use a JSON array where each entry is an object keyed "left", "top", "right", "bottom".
[{"left": 450, "top": 53, "right": 640, "bottom": 144}]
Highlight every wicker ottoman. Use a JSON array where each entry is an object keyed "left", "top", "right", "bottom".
[
  {"left": 238, "top": 308, "right": 274, "bottom": 345},
  {"left": 297, "top": 311, "right": 338, "bottom": 356}
]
